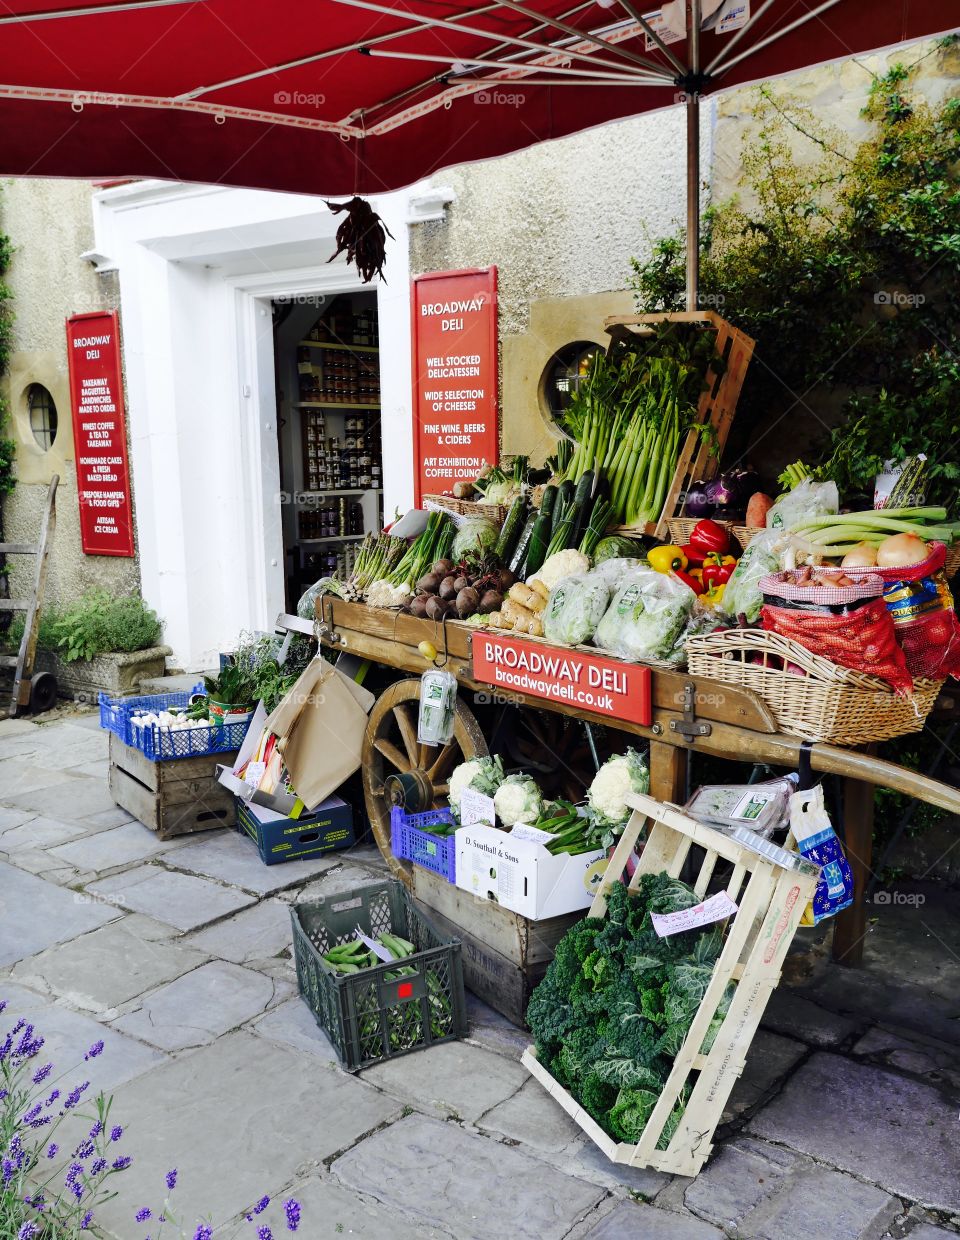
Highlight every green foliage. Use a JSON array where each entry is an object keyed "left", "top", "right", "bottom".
[
  {"left": 630, "top": 49, "right": 960, "bottom": 500},
  {"left": 202, "top": 661, "right": 256, "bottom": 707},
  {"left": 526, "top": 875, "right": 734, "bottom": 1149},
  {"left": 53, "top": 590, "right": 163, "bottom": 662},
  {"left": 228, "top": 629, "right": 313, "bottom": 712}
]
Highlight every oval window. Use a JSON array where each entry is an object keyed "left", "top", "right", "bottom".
[
  {"left": 27, "top": 384, "right": 58, "bottom": 450},
  {"left": 540, "top": 341, "right": 602, "bottom": 425}
]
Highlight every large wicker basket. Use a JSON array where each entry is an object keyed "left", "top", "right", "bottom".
[
  {"left": 685, "top": 628, "right": 942, "bottom": 746},
  {"left": 422, "top": 494, "right": 510, "bottom": 528},
  {"left": 732, "top": 527, "right": 960, "bottom": 578}
]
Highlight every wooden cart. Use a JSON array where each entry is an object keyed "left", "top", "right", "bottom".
[{"left": 313, "top": 597, "right": 960, "bottom": 969}]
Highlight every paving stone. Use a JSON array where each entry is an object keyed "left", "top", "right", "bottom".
[
  {"left": 0, "top": 815, "right": 88, "bottom": 851},
  {"left": 250, "top": 996, "right": 339, "bottom": 1063},
  {"left": 31, "top": 736, "right": 109, "bottom": 772},
  {"left": 49, "top": 819, "right": 174, "bottom": 871},
  {"left": 749, "top": 1053, "right": 960, "bottom": 1211},
  {"left": 563, "top": 1137, "right": 672, "bottom": 1199},
  {"left": 739, "top": 1163, "right": 899, "bottom": 1240},
  {"left": 761, "top": 989, "right": 859, "bottom": 1048},
  {"left": 277, "top": 1174, "right": 452, "bottom": 1239},
  {"left": 0, "top": 757, "right": 85, "bottom": 796},
  {"left": 184, "top": 897, "right": 293, "bottom": 964},
  {"left": 11, "top": 918, "right": 207, "bottom": 1016},
  {"left": 904, "top": 1225, "right": 960, "bottom": 1240},
  {"left": 0, "top": 807, "right": 35, "bottom": 832},
  {"left": 583, "top": 1201, "right": 722, "bottom": 1239},
  {"left": 165, "top": 830, "right": 345, "bottom": 895},
  {"left": 295, "top": 861, "right": 390, "bottom": 900},
  {"left": 0, "top": 717, "right": 41, "bottom": 739},
  {"left": 722, "top": 1030, "right": 807, "bottom": 1122},
  {"left": 478, "top": 1078, "right": 582, "bottom": 1152},
  {"left": 2, "top": 776, "right": 119, "bottom": 822},
  {"left": 113, "top": 960, "right": 286, "bottom": 1050},
  {"left": 465, "top": 992, "right": 531, "bottom": 1060},
  {"left": 95, "top": 1032, "right": 400, "bottom": 1234},
  {"left": 72, "top": 760, "right": 110, "bottom": 780},
  {"left": 0, "top": 981, "right": 165, "bottom": 1092},
  {"left": 854, "top": 1027, "right": 960, "bottom": 1080},
  {"left": 0, "top": 859, "right": 119, "bottom": 966},
  {"left": 80, "top": 806, "right": 136, "bottom": 830},
  {"left": 86, "top": 866, "right": 256, "bottom": 930},
  {"left": 684, "top": 1139, "right": 800, "bottom": 1227},
  {"left": 332, "top": 1114, "right": 604, "bottom": 1240},
  {"left": 362, "top": 1038, "right": 530, "bottom": 1122}
]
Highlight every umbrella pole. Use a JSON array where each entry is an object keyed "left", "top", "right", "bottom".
[{"left": 685, "top": 0, "right": 702, "bottom": 312}]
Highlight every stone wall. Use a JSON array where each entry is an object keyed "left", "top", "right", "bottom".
[{"left": 0, "top": 179, "right": 141, "bottom": 615}]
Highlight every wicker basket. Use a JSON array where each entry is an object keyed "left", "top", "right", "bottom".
[
  {"left": 685, "top": 627, "right": 942, "bottom": 745},
  {"left": 733, "top": 529, "right": 960, "bottom": 577},
  {"left": 422, "top": 494, "right": 510, "bottom": 528},
  {"left": 732, "top": 524, "right": 764, "bottom": 551},
  {"left": 667, "top": 517, "right": 758, "bottom": 552}
]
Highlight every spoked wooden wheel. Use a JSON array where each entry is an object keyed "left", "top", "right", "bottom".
[
  {"left": 489, "top": 705, "right": 619, "bottom": 803},
  {"left": 362, "top": 678, "right": 488, "bottom": 885}
]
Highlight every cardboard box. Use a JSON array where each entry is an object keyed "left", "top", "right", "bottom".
[
  {"left": 237, "top": 796, "right": 354, "bottom": 866},
  {"left": 454, "top": 823, "right": 606, "bottom": 920}
]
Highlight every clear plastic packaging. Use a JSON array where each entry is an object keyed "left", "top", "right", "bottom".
[
  {"left": 766, "top": 479, "right": 839, "bottom": 531},
  {"left": 685, "top": 775, "right": 797, "bottom": 838},
  {"left": 417, "top": 669, "right": 458, "bottom": 745}
]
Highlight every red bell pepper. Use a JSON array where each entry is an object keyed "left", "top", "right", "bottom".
[
  {"left": 689, "top": 519, "right": 732, "bottom": 557},
  {"left": 701, "top": 552, "right": 737, "bottom": 590},
  {"left": 680, "top": 543, "right": 706, "bottom": 567},
  {"left": 674, "top": 568, "right": 705, "bottom": 595}
]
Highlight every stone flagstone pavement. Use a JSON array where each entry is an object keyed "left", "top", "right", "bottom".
[{"left": 1, "top": 710, "right": 959, "bottom": 1239}]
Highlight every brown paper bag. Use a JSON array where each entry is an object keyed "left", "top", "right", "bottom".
[{"left": 264, "top": 658, "right": 374, "bottom": 810}]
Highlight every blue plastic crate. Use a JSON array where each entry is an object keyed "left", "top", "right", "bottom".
[
  {"left": 99, "top": 683, "right": 252, "bottom": 761},
  {"left": 390, "top": 805, "right": 457, "bottom": 883}
]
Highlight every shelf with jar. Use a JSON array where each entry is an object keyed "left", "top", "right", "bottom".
[
  {"left": 301, "top": 408, "right": 383, "bottom": 495},
  {"left": 297, "top": 495, "right": 367, "bottom": 541},
  {"left": 296, "top": 343, "right": 381, "bottom": 407}
]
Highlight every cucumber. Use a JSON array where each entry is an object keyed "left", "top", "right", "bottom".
[
  {"left": 553, "top": 480, "right": 575, "bottom": 534},
  {"left": 495, "top": 496, "right": 527, "bottom": 563},
  {"left": 523, "top": 512, "right": 554, "bottom": 578},
  {"left": 572, "top": 469, "right": 595, "bottom": 510},
  {"left": 509, "top": 513, "right": 537, "bottom": 575},
  {"left": 539, "top": 484, "right": 558, "bottom": 523}
]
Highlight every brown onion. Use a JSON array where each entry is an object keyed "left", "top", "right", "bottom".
[
  {"left": 876, "top": 532, "right": 928, "bottom": 568},
  {"left": 840, "top": 543, "right": 879, "bottom": 568}
]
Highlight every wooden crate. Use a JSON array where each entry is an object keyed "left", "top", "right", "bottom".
[
  {"left": 109, "top": 732, "right": 237, "bottom": 840},
  {"left": 603, "top": 311, "right": 755, "bottom": 538},
  {"left": 412, "top": 867, "right": 582, "bottom": 1028},
  {"left": 522, "top": 791, "right": 819, "bottom": 1176}
]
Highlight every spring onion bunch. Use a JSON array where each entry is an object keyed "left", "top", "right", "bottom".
[{"left": 387, "top": 510, "right": 455, "bottom": 588}]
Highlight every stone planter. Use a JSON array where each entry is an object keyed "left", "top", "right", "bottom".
[{"left": 35, "top": 646, "right": 172, "bottom": 703}]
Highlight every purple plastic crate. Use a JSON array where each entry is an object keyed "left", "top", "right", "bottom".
[{"left": 390, "top": 805, "right": 457, "bottom": 882}]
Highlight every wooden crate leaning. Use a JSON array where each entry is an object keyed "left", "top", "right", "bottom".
[
  {"left": 603, "top": 311, "right": 755, "bottom": 539},
  {"left": 522, "top": 791, "right": 818, "bottom": 1177},
  {"left": 109, "top": 732, "right": 236, "bottom": 839}
]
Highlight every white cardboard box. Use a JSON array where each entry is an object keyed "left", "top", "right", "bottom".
[{"left": 454, "top": 823, "right": 606, "bottom": 920}]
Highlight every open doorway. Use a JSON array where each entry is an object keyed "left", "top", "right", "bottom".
[{"left": 272, "top": 291, "right": 384, "bottom": 609}]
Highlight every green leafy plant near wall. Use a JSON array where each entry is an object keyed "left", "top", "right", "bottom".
[
  {"left": 630, "top": 41, "right": 960, "bottom": 502},
  {"left": 4, "top": 590, "right": 163, "bottom": 662}
]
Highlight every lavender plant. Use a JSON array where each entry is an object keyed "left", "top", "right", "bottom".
[{"left": 0, "top": 1001, "right": 302, "bottom": 1239}]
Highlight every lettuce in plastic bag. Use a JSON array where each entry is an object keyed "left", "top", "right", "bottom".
[
  {"left": 543, "top": 573, "right": 611, "bottom": 647},
  {"left": 593, "top": 568, "right": 695, "bottom": 663},
  {"left": 720, "top": 531, "right": 782, "bottom": 624}
]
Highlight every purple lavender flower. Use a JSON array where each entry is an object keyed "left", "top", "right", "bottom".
[
  {"left": 84, "top": 1040, "right": 104, "bottom": 1061},
  {"left": 71, "top": 1181, "right": 84, "bottom": 1202},
  {"left": 74, "top": 1138, "right": 95, "bottom": 1160},
  {"left": 16, "top": 1223, "right": 39, "bottom": 1239},
  {"left": 91, "top": 1159, "right": 107, "bottom": 1176},
  {"left": 0, "top": 1088, "right": 6, "bottom": 1102},
  {"left": 165, "top": 1168, "right": 178, "bottom": 1190},
  {"left": 0, "top": 999, "right": 7, "bottom": 1014},
  {"left": 257, "top": 1228, "right": 273, "bottom": 1240},
  {"left": 80, "top": 1211, "right": 93, "bottom": 1230},
  {"left": 254, "top": 1196, "right": 270, "bottom": 1215},
  {"left": 64, "top": 1082, "right": 90, "bottom": 1110},
  {"left": 21, "top": 1103, "right": 42, "bottom": 1125},
  {"left": 284, "top": 1200, "right": 301, "bottom": 1232},
  {"left": 2, "top": 1157, "right": 15, "bottom": 1184},
  {"left": 109, "top": 1125, "right": 123, "bottom": 1142},
  {"left": 112, "top": 1156, "right": 132, "bottom": 1171},
  {"left": 46, "top": 1144, "right": 58, "bottom": 1160},
  {"left": 136, "top": 1207, "right": 152, "bottom": 1222},
  {"left": 44, "top": 1089, "right": 60, "bottom": 1108},
  {"left": 89, "top": 1121, "right": 103, "bottom": 1139},
  {"left": 32, "top": 1063, "right": 52, "bottom": 1084},
  {"left": 192, "top": 1227, "right": 213, "bottom": 1240}
]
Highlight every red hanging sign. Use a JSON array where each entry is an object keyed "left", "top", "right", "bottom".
[
  {"left": 65, "top": 310, "right": 135, "bottom": 557},
  {"left": 472, "top": 632, "right": 652, "bottom": 727},
  {"left": 411, "top": 267, "right": 498, "bottom": 505}
]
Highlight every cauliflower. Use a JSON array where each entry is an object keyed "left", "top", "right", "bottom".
[
  {"left": 529, "top": 549, "right": 590, "bottom": 593},
  {"left": 494, "top": 773, "right": 543, "bottom": 827},
  {"left": 587, "top": 749, "right": 649, "bottom": 830},
  {"left": 448, "top": 755, "right": 505, "bottom": 822}
]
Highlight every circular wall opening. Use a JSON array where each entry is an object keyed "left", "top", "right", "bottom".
[
  {"left": 539, "top": 341, "right": 602, "bottom": 426},
  {"left": 27, "top": 384, "right": 58, "bottom": 450}
]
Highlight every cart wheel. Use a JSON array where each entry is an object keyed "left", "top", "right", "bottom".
[
  {"left": 362, "top": 677, "right": 488, "bottom": 886},
  {"left": 29, "top": 672, "right": 58, "bottom": 715},
  {"left": 488, "top": 704, "right": 621, "bottom": 803}
]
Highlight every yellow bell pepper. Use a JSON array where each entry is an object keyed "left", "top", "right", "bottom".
[{"left": 647, "top": 544, "right": 688, "bottom": 574}]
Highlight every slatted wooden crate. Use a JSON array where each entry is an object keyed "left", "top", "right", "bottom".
[
  {"left": 522, "top": 791, "right": 818, "bottom": 1176},
  {"left": 603, "top": 311, "right": 755, "bottom": 538},
  {"left": 412, "top": 866, "right": 582, "bottom": 1028},
  {"left": 109, "top": 731, "right": 236, "bottom": 839}
]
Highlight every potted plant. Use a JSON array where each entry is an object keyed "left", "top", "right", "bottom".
[{"left": 203, "top": 662, "right": 257, "bottom": 727}]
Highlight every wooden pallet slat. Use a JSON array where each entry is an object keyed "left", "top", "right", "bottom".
[{"left": 109, "top": 732, "right": 237, "bottom": 840}]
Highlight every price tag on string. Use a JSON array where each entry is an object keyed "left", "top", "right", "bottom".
[{"left": 651, "top": 891, "right": 738, "bottom": 938}]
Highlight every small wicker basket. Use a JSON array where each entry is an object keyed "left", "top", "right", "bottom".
[
  {"left": 667, "top": 517, "right": 752, "bottom": 552},
  {"left": 685, "top": 627, "right": 942, "bottom": 746},
  {"left": 422, "top": 494, "right": 510, "bottom": 528}
]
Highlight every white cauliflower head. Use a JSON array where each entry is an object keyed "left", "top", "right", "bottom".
[
  {"left": 447, "top": 755, "right": 505, "bottom": 822},
  {"left": 529, "top": 549, "right": 590, "bottom": 593},
  {"left": 587, "top": 749, "right": 649, "bottom": 826},
  {"left": 494, "top": 773, "right": 543, "bottom": 827}
]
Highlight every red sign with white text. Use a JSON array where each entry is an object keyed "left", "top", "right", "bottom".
[
  {"left": 472, "top": 632, "right": 652, "bottom": 726},
  {"left": 66, "top": 310, "right": 134, "bottom": 557},
  {"left": 411, "top": 267, "right": 498, "bottom": 505}
]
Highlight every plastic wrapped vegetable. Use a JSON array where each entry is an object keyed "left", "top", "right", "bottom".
[
  {"left": 542, "top": 574, "right": 611, "bottom": 647},
  {"left": 593, "top": 568, "right": 695, "bottom": 664},
  {"left": 765, "top": 479, "right": 839, "bottom": 531},
  {"left": 720, "top": 531, "right": 782, "bottom": 624},
  {"left": 448, "top": 754, "right": 505, "bottom": 822},
  {"left": 590, "top": 557, "right": 644, "bottom": 590},
  {"left": 494, "top": 773, "right": 543, "bottom": 826},
  {"left": 452, "top": 517, "right": 499, "bottom": 562},
  {"left": 587, "top": 749, "right": 649, "bottom": 844}
]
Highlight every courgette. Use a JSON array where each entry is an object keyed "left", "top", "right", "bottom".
[
  {"left": 539, "top": 484, "right": 558, "bottom": 523},
  {"left": 553, "top": 480, "right": 575, "bottom": 534},
  {"left": 495, "top": 496, "right": 527, "bottom": 563},
  {"left": 523, "top": 512, "right": 554, "bottom": 578},
  {"left": 509, "top": 513, "right": 537, "bottom": 575}
]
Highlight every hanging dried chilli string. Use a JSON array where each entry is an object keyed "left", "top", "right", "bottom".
[{"left": 325, "top": 197, "right": 394, "bottom": 283}]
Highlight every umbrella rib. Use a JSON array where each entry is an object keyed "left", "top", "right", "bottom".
[
  {"left": 614, "top": 0, "right": 687, "bottom": 76},
  {"left": 328, "top": 0, "right": 661, "bottom": 79},
  {"left": 0, "top": 0, "right": 198, "bottom": 24},
  {"left": 491, "top": 0, "right": 674, "bottom": 76},
  {"left": 703, "top": 0, "right": 778, "bottom": 74},
  {"left": 710, "top": 0, "right": 848, "bottom": 78},
  {"left": 448, "top": 74, "right": 664, "bottom": 87},
  {"left": 364, "top": 46, "right": 652, "bottom": 83}
]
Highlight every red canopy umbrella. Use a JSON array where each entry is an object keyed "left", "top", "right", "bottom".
[{"left": 0, "top": 0, "right": 955, "bottom": 302}]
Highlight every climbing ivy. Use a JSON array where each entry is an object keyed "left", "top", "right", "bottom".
[{"left": 630, "top": 42, "right": 960, "bottom": 501}]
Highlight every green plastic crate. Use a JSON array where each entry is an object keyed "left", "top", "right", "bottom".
[{"left": 291, "top": 879, "right": 467, "bottom": 1072}]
